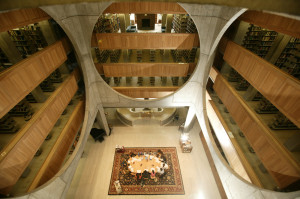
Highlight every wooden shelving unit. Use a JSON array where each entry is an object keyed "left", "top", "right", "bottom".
[
  {"left": 274, "top": 38, "right": 300, "bottom": 69},
  {"left": 8, "top": 23, "right": 48, "bottom": 57},
  {"left": 149, "top": 77, "right": 155, "bottom": 86},
  {"left": 93, "top": 14, "right": 120, "bottom": 33},
  {"left": 242, "top": 24, "right": 278, "bottom": 58},
  {"left": 0, "top": 48, "right": 12, "bottom": 71},
  {"left": 269, "top": 112, "right": 299, "bottom": 130},
  {"left": 137, "top": 50, "right": 142, "bottom": 62},
  {"left": 235, "top": 78, "right": 250, "bottom": 91},
  {"left": 188, "top": 47, "right": 197, "bottom": 62},
  {"left": 255, "top": 97, "right": 278, "bottom": 114},
  {"left": 171, "top": 50, "right": 183, "bottom": 62},
  {"left": 150, "top": 50, "right": 156, "bottom": 62},
  {"left": 186, "top": 17, "right": 197, "bottom": 33},
  {"left": 95, "top": 48, "right": 110, "bottom": 63},
  {"left": 0, "top": 114, "right": 19, "bottom": 134},
  {"left": 281, "top": 43, "right": 300, "bottom": 79},
  {"left": 40, "top": 77, "right": 55, "bottom": 92},
  {"left": 171, "top": 76, "right": 179, "bottom": 86},
  {"left": 172, "top": 14, "right": 188, "bottom": 33},
  {"left": 173, "top": 14, "right": 196, "bottom": 34},
  {"left": 137, "top": 77, "right": 143, "bottom": 86},
  {"left": 113, "top": 77, "right": 121, "bottom": 86},
  {"left": 109, "top": 49, "right": 121, "bottom": 63}
]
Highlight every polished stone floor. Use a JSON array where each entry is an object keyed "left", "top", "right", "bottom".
[{"left": 66, "top": 123, "right": 222, "bottom": 199}]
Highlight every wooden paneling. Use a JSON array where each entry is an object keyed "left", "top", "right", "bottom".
[
  {"left": 207, "top": 96, "right": 262, "bottom": 187},
  {"left": 239, "top": 11, "right": 300, "bottom": 39},
  {"left": 27, "top": 100, "right": 85, "bottom": 192},
  {"left": 95, "top": 33, "right": 199, "bottom": 49},
  {"left": 0, "top": 40, "right": 67, "bottom": 119},
  {"left": 113, "top": 87, "right": 179, "bottom": 98},
  {"left": 224, "top": 41, "right": 300, "bottom": 128},
  {"left": 103, "top": 63, "right": 189, "bottom": 77},
  {"left": 103, "top": 2, "right": 187, "bottom": 14},
  {"left": 0, "top": 72, "right": 78, "bottom": 190},
  {"left": 213, "top": 74, "right": 300, "bottom": 188},
  {"left": 0, "top": 8, "right": 50, "bottom": 32},
  {"left": 96, "top": 63, "right": 196, "bottom": 76}
]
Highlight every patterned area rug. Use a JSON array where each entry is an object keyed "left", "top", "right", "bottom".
[{"left": 108, "top": 147, "right": 184, "bottom": 195}]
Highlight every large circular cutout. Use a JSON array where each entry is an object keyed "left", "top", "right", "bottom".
[{"left": 91, "top": 3, "right": 200, "bottom": 100}]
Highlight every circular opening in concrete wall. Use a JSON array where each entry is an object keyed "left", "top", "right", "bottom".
[
  {"left": 0, "top": 8, "right": 85, "bottom": 196},
  {"left": 91, "top": 2, "right": 200, "bottom": 100},
  {"left": 206, "top": 10, "right": 300, "bottom": 191}
]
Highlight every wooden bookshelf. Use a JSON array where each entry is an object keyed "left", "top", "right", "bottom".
[
  {"left": 94, "top": 48, "right": 110, "bottom": 63},
  {"left": 113, "top": 86, "right": 179, "bottom": 98},
  {"left": 280, "top": 42, "right": 300, "bottom": 79},
  {"left": 8, "top": 23, "right": 48, "bottom": 57},
  {"left": 213, "top": 74, "right": 300, "bottom": 189},
  {"left": 27, "top": 99, "right": 84, "bottom": 192},
  {"left": 173, "top": 14, "right": 188, "bottom": 33},
  {"left": 93, "top": 14, "right": 119, "bottom": 33},
  {"left": 224, "top": 40, "right": 300, "bottom": 128},
  {"left": 239, "top": 10, "right": 300, "bottom": 39},
  {"left": 242, "top": 24, "right": 278, "bottom": 58},
  {"left": 103, "top": 2, "right": 187, "bottom": 14},
  {"left": 103, "top": 63, "right": 189, "bottom": 77},
  {"left": 0, "top": 8, "right": 50, "bottom": 33},
  {"left": 274, "top": 38, "right": 300, "bottom": 70},
  {"left": 0, "top": 48, "right": 12, "bottom": 71},
  {"left": 0, "top": 72, "right": 78, "bottom": 192},
  {"left": 207, "top": 98, "right": 263, "bottom": 187},
  {"left": 0, "top": 39, "right": 67, "bottom": 119},
  {"left": 95, "top": 33, "right": 199, "bottom": 49},
  {"left": 187, "top": 17, "right": 197, "bottom": 33}
]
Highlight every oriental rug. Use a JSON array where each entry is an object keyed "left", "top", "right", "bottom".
[{"left": 108, "top": 147, "right": 184, "bottom": 195}]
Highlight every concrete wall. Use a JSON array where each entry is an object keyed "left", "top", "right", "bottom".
[{"left": 12, "top": 2, "right": 300, "bottom": 199}]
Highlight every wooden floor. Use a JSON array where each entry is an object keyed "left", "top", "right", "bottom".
[{"left": 66, "top": 124, "right": 222, "bottom": 199}]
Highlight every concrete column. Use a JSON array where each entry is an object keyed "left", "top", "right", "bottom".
[
  {"left": 39, "top": 20, "right": 70, "bottom": 74},
  {"left": 96, "top": 107, "right": 110, "bottom": 136},
  {"left": 232, "top": 21, "right": 249, "bottom": 45},
  {"left": 166, "top": 14, "right": 173, "bottom": 33},
  {"left": 59, "top": 62, "right": 70, "bottom": 74},
  {"left": 220, "top": 62, "right": 232, "bottom": 76},
  {"left": 183, "top": 106, "right": 196, "bottom": 133},
  {"left": 243, "top": 34, "right": 290, "bottom": 101},
  {"left": 0, "top": 32, "right": 23, "bottom": 64},
  {"left": 122, "top": 49, "right": 129, "bottom": 62},
  {"left": 162, "top": 14, "right": 167, "bottom": 27},
  {"left": 266, "top": 34, "right": 291, "bottom": 64},
  {"left": 125, "top": 14, "right": 130, "bottom": 28},
  {"left": 284, "top": 134, "right": 300, "bottom": 152},
  {"left": 38, "top": 20, "right": 57, "bottom": 45},
  {"left": 118, "top": 14, "right": 126, "bottom": 33},
  {"left": 231, "top": 21, "right": 257, "bottom": 102},
  {"left": 31, "top": 86, "right": 47, "bottom": 102},
  {"left": 243, "top": 85, "right": 258, "bottom": 101},
  {"left": 162, "top": 50, "right": 169, "bottom": 62}
]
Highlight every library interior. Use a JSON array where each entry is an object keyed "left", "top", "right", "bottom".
[{"left": 0, "top": 1, "right": 299, "bottom": 199}]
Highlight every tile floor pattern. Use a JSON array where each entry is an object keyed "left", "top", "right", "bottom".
[{"left": 67, "top": 124, "right": 222, "bottom": 199}]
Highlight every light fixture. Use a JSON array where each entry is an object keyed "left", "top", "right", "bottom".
[{"left": 180, "top": 133, "right": 189, "bottom": 141}]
